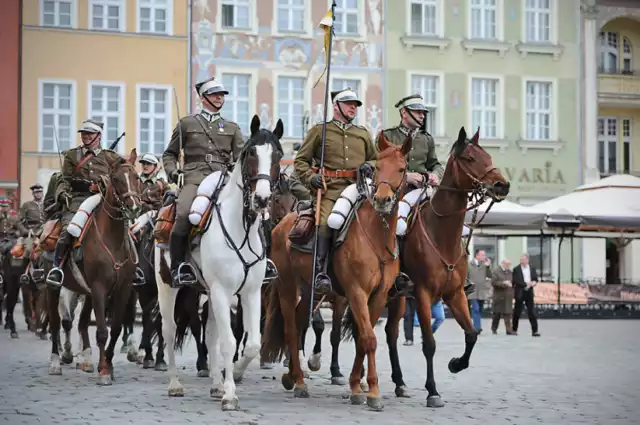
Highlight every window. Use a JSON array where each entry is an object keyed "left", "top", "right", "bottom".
[
  {"left": 221, "top": 74, "right": 251, "bottom": 135},
  {"left": 277, "top": 0, "right": 305, "bottom": 33},
  {"left": 277, "top": 77, "right": 306, "bottom": 139},
  {"left": 89, "top": 83, "right": 124, "bottom": 153},
  {"left": 469, "top": 0, "right": 496, "bottom": 39},
  {"left": 526, "top": 237, "right": 552, "bottom": 280},
  {"left": 470, "top": 78, "right": 499, "bottom": 139},
  {"left": 623, "top": 118, "right": 631, "bottom": 174},
  {"left": 410, "top": 0, "right": 438, "bottom": 36},
  {"left": 599, "top": 32, "right": 618, "bottom": 73},
  {"left": 89, "top": 0, "right": 123, "bottom": 31},
  {"left": 221, "top": 0, "right": 250, "bottom": 29},
  {"left": 473, "top": 236, "right": 498, "bottom": 264},
  {"left": 40, "top": 81, "right": 74, "bottom": 152},
  {"left": 525, "top": 81, "right": 552, "bottom": 141},
  {"left": 42, "top": 0, "right": 74, "bottom": 28},
  {"left": 331, "top": 77, "right": 362, "bottom": 124},
  {"left": 622, "top": 37, "right": 632, "bottom": 74},
  {"left": 138, "top": 0, "right": 170, "bottom": 34},
  {"left": 524, "top": 0, "right": 550, "bottom": 43},
  {"left": 137, "top": 86, "right": 170, "bottom": 156},
  {"left": 334, "top": 0, "right": 359, "bottom": 36},
  {"left": 411, "top": 74, "right": 440, "bottom": 135},
  {"left": 597, "top": 117, "right": 617, "bottom": 174}
]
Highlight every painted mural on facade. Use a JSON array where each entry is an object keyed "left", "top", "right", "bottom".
[{"left": 190, "top": 0, "right": 384, "bottom": 141}]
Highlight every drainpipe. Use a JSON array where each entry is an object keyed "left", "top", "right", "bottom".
[
  {"left": 577, "top": 0, "right": 584, "bottom": 280},
  {"left": 186, "top": 0, "right": 192, "bottom": 114},
  {"left": 381, "top": 0, "right": 386, "bottom": 130},
  {"left": 17, "top": 0, "right": 23, "bottom": 205}
]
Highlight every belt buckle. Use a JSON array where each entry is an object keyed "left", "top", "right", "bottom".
[{"left": 205, "top": 154, "right": 213, "bottom": 163}]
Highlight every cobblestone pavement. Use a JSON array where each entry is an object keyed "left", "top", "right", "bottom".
[{"left": 1, "top": 308, "right": 639, "bottom": 425}]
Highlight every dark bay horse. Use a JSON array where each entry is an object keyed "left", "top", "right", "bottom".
[
  {"left": 1, "top": 236, "right": 35, "bottom": 338},
  {"left": 262, "top": 132, "right": 412, "bottom": 410},
  {"left": 45, "top": 148, "right": 142, "bottom": 385},
  {"left": 390, "top": 128, "right": 510, "bottom": 407}
]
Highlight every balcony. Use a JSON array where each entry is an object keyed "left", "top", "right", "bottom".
[{"left": 598, "top": 69, "right": 640, "bottom": 108}]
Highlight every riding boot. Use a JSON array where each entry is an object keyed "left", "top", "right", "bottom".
[
  {"left": 504, "top": 314, "right": 516, "bottom": 335},
  {"left": 314, "top": 233, "right": 333, "bottom": 295},
  {"left": 261, "top": 218, "right": 278, "bottom": 281},
  {"left": 491, "top": 313, "right": 500, "bottom": 334},
  {"left": 46, "top": 230, "right": 72, "bottom": 289},
  {"left": 464, "top": 278, "right": 475, "bottom": 295},
  {"left": 389, "top": 237, "right": 412, "bottom": 298},
  {"left": 169, "top": 232, "right": 196, "bottom": 288},
  {"left": 132, "top": 267, "right": 146, "bottom": 286}
]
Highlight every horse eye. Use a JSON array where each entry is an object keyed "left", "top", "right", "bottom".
[{"left": 399, "top": 168, "right": 406, "bottom": 173}]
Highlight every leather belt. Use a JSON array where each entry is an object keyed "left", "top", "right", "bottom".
[{"left": 312, "top": 167, "right": 357, "bottom": 179}]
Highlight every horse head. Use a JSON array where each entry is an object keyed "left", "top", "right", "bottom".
[
  {"left": 371, "top": 131, "right": 412, "bottom": 215},
  {"left": 270, "top": 173, "right": 296, "bottom": 225},
  {"left": 102, "top": 148, "right": 143, "bottom": 220},
  {"left": 239, "top": 115, "right": 284, "bottom": 212},
  {"left": 447, "top": 127, "right": 510, "bottom": 201}
]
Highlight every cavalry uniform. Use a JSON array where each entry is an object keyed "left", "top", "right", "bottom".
[
  {"left": 162, "top": 77, "right": 244, "bottom": 287},
  {"left": 288, "top": 171, "right": 311, "bottom": 201},
  {"left": 294, "top": 88, "right": 376, "bottom": 294},
  {"left": 46, "top": 119, "right": 122, "bottom": 288},
  {"left": 43, "top": 172, "right": 62, "bottom": 220},
  {"left": 0, "top": 198, "right": 20, "bottom": 255},
  {"left": 18, "top": 184, "right": 46, "bottom": 237}
]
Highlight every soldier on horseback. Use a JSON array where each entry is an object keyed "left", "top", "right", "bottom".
[
  {"left": 45, "top": 119, "right": 124, "bottom": 288},
  {"left": 0, "top": 197, "right": 19, "bottom": 254},
  {"left": 294, "top": 87, "right": 377, "bottom": 295},
  {"left": 162, "top": 77, "right": 278, "bottom": 288},
  {"left": 18, "top": 184, "right": 45, "bottom": 237}
]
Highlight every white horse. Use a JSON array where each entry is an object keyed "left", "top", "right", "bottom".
[{"left": 156, "top": 115, "right": 284, "bottom": 410}]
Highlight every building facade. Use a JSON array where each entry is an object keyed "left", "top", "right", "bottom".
[
  {"left": 20, "top": 0, "right": 188, "bottom": 202},
  {"left": 189, "top": 0, "right": 384, "bottom": 156},
  {"left": 581, "top": 0, "right": 640, "bottom": 283},
  {"left": 0, "top": 0, "right": 22, "bottom": 209},
  {"left": 385, "top": 0, "right": 582, "bottom": 281}
]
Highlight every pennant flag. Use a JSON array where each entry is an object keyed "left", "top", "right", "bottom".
[{"left": 313, "top": 8, "right": 334, "bottom": 88}]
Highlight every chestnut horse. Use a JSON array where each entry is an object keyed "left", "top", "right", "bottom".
[
  {"left": 262, "top": 132, "right": 411, "bottom": 410},
  {"left": 46, "top": 148, "right": 142, "bottom": 385},
  {"left": 392, "top": 127, "right": 510, "bottom": 407}
]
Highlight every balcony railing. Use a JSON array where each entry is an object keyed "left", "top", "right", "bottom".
[
  {"left": 599, "top": 170, "right": 640, "bottom": 178},
  {"left": 598, "top": 70, "right": 640, "bottom": 98}
]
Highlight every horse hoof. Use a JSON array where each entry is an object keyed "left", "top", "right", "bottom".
[
  {"left": 10, "top": 332, "right": 19, "bottom": 339},
  {"left": 96, "top": 374, "right": 112, "bottom": 386},
  {"left": 168, "top": 387, "right": 184, "bottom": 397},
  {"left": 331, "top": 376, "right": 347, "bottom": 386},
  {"left": 366, "top": 396, "right": 384, "bottom": 411},
  {"left": 154, "top": 362, "right": 168, "bottom": 372},
  {"left": 281, "top": 373, "right": 295, "bottom": 391},
  {"left": 221, "top": 397, "right": 239, "bottom": 411},
  {"left": 76, "top": 362, "right": 94, "bottom": 373},
  {"left": 448, "top": 357, "right": 467, "bottom": 374},
  {"left": 61, "top": 352, "right": 74, "bottom": 365},
  {"left": 293, "top": 385, "right": 309, "bottom": 398},
  {"left": 426, "top": 395, "right": 445, "bottom": 408},
  {"left": 307, "top": 353, "right": 321, "bottom": 372},
  {"left": 142, "top": 359, "right": 155, "bottom": 369},
  {"left": 395, "top": 385, "right": 411, "bottom": 398},
  {"left": 360, "top": 382, "right": 369, "bottom": 393},
  {"left": 38, "top": 332, "right": 48, "bottom": 341},
  {"left": 197, "top": 369, "right": 210, "bottom": 378},
  {"left": 260, "top": 362, "right": 274, "bottom": 370},
  {"left": 349, "top": 393, "right": 367, "bottom": 405},
  {"left": 48, "top": 365, "right": 62, "bottom": 375},
  {"left": 210, "top": 387, "right": 224, "bottom": 399},
  {"left": 127, "top": 351, "right": 138, "bottom": 363}
]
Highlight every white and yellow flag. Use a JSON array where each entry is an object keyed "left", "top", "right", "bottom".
[{"left": 312, "top": 8, "right": 334, "bottom": 88}]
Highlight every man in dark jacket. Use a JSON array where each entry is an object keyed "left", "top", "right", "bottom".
[{"left": 512, "top": 253, "right": 541, "bottom": 337}]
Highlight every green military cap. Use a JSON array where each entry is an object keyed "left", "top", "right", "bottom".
[
  {"left": 195, "top": 77, "right": 229, "bottom": 96},
  {"left": 78, "top": 118, "right": 104, "bottom": 133},
  {"left": 395, "top": 94, "right": 429, "bottom": 112},
  {"left": 29, "top": 183, "right": 44, "bottom": 191},
  {"left": 330, "top": 87, "right": 362, "bottom": 106}
]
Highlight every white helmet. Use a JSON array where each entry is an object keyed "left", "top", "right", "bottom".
[{"left": 139, "top": 153, "right": 159, "bottom": 165}]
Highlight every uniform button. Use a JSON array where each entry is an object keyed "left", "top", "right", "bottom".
[{"left": 345, "top": 146, "right": 348, "bottom": 149}]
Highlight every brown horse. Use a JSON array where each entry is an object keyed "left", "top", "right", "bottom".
[
  {"left": 262, "top": 132, "right": 411, "bottom": 410},
  {"left": 45, "top": 148, "right": 142, "bottom": 385},
  {"left": 394, "top": 127, "right": 510, "bottom": 407}
]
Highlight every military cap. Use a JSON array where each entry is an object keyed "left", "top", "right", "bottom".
[
  {"left": 139, "top": 152, "right": 159, "bottom": 165},
  {"left": 330, "top": 87, "right": 362, "bottom": 107},
  {"left": 395, "top": 94, "right": 429, "bottom": 112},
  {"left": 78, "top": 118, "right": 104, "bottom": 133},
  {"left": 29, "top": 183, "right": 43, "bottom": 191},
  {"left": 195, "top": 77, "right": 229, "bottom": 96}
]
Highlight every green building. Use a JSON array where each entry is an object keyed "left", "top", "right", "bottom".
[{"left": 384, "top": 0, "right": 581, "bottom": 281}]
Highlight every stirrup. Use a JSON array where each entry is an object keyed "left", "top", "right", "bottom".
[
  {"left": 314, "top": 272, "right": 332, "bottom": 295},
  {"left": 170, "top": 263, "right": 197, "bottom": 288},
  {"left": 19, "top": 274, "right": 30, "bottom": 285},
  {"left": 132, "top": 267, "right": 146, "bottom": 287},
  {"left": 263, "top": 259, "right": 278, "bottom": 282},
  {"left": 46, "top": 267, "right": 64, "bottom": 289}
]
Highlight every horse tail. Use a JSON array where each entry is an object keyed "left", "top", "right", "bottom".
[
  {"left": 173, "top": 287, "right": 196, "bottom": 352},
  {"left": 340, "top": 282, "right": 384, "bottom": 342},
  {"left": 260, "top": 280, "right": 286, "bottom": 363}
]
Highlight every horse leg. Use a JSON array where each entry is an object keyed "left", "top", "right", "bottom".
[
  {"left": 204, "top": 301, "right": 223, "bottom": 399},
  {"left": 232, "top": 286, "right": 261, "bottom": 383},
  {"left": 47, "top": 288, "right": 63, "bottom": 375},
  {"left": 4, "top": 273, "right": 20, "bottom": 338},
  {"left": 157, "top": 279, "right": 182, "bottom": 396},
  {"left": 153, "top": 304, "right": 167, "bottom": 371},
  {"left": 137, "top": 287, "right": 154, "bottom": 368},
  {"left": 385, "top": 295, "right": 410, "bottom": 397},
  {"left": 75, "top": 296, "right": 94, "bottom": 372},
  {"left": 444, "top": 286, "right": 478, "bottom": 374},
  {"left": 306, "top": 308, "right": 324, "bottom": 373},
  {"left": 232, "top": 296, "right": 244, "bottom": 363},
  {"left": 90, "top": 284, "right": 111, "bottom": 386},
  {"left": 297, "top": 321, "right": 311, "bottom": 379},
  {"left": 414, "top": 287, "right": 443, "bottom": 408},
  {"left": 21, "top": 283, "right": 35, "bottom": 332},
  {"left": 103, "top": 283, "right": 133, "bottom": 385},
  {"left": 330, "top": 297, "right": 348, "bottom": 385},
  {"left": 189, "top": 295, "right": 209, "bottom": 378},
  {"left": 121, "top": 291, "right": 138, "bottom": 362}
]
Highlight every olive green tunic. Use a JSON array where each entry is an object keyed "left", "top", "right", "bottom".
[{"left": 382, "top": 126, "right": 444, "bottom": 180}]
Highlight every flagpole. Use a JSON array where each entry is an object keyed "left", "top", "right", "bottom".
[{"left": 309, "top": 0, "right": 336, "bottom": 328}]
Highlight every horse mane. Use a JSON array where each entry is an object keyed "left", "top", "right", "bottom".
[{"left": 240, "top": 129, "right": 284, "bottom": 159}]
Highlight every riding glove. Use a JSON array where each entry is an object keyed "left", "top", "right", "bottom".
[{"left": 310, "top": 175, "right": 324, "bottom": 189}]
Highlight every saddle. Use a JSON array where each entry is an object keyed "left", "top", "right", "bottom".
[
  {"left": 288, "top": 200, "right": 314, "bottom": 246},
  {"left": 38, "top": 217, "right": 94, "bottom": 253}
]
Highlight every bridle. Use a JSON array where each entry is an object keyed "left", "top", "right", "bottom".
[{"left": 98, "top": 162, "right": 142, "bottom": 222}]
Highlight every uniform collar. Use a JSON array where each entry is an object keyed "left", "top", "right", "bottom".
[
  {"left": 140, "top": 173, "right": 157, "bottom": 184},
  {"left": 332, "top": 119, "right": 352, "bottom": 131},
  {"left": 398, "top": 124, "right": 419, "bottom": 137},
  {"left": 200, "top": 109, "right": 221, "bottom": 122},
  {"left": 82, "top": 146, "right": 101, "bottom": 156}
]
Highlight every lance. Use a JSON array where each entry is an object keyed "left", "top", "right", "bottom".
[{"left": 309, "top": 0, "right": 337, "bottom": 327}]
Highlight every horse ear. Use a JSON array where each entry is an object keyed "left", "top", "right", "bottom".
[
  {"left": 400, "top": 134, "right": 413, "bottom": 156},
  {"left": 273, "top": 119, "right": 284, "bottom": 140},
  {"left": 128, "top": 148, "right": 137, "bottom": 165},
  {"left": 471, "top": 128, "right": 480, "bottom": 144},
  {"left": 457, "top": 127, "right": 467, "bottom": 145},
  {"left": 376, "top": 131, "right": 391, "bottom": 152},
  {"left": 250, "top": 115, "right": 260, "bottom": 136}
]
